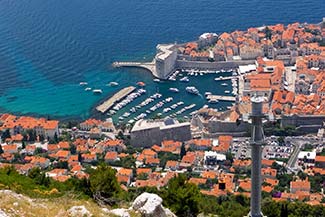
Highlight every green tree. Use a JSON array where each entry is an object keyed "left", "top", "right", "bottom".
[
  {"left": 180, "top": 143, "right": 186, "bottom": 159},
  {"left": 89, "top": 164, "right": 122, "bottom": 204},
  {"left": 70, "top": 144, "right": 77, "bottom": 155},
  {"left": 55, "top": 161, "right": 69, "bottom": 169},
  {"left": 120, "top": 156, "right": 135, "bottom": 169},
  {"left": 162, "top": 174, "right": 201, "bottom": 217},
  {"left": 1, "top": 129, "right": 11, "bottom": 140},
  {"left": 0, "top": 144, "right": 3, "bottom": 154},
  {"left": 53, "top": 132, "right": 59, "bottom": 143},
  {"left": 264, "top": 27, "right": 272, "bottom": 40},
  {"left": 39, "top": 134, "right": 45, "bottom": 142},
  {"left": 34, "top": 147, "right": 43, "bottom": 155},
  {"left": 28, "top": 167, "right": 50, "bottom": 187}
]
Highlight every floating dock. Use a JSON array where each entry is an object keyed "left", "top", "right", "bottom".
[
  {"left": 96, "top": 86, "right": 136, "bottom": 113},
  {"left": 207, "top": 95, "right": 236, "bottom": 102}
]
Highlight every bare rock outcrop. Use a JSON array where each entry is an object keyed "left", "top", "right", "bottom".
[
  {"left": 67, "top": 206, "right": 92, "bottom": 217},
  {"left": 131, "top": 192, "right": 176, "bottom": 217}
]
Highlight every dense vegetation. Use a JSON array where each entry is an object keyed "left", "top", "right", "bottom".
[{"left": 1, "top": 165, "right": 325, "bottom": 216}]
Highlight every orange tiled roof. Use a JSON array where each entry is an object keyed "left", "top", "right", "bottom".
[{"left": 189, "top": 178, "right": 207, "bottom": 185}]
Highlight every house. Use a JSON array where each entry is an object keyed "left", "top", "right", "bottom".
[
  {"left": 315, "top": 156, "right": 325, "bottom": 168},
  {"left": 261, "top": 167, "right": 277, "bottom": 178},
  {"left": 189, "top": 178, "right": 207, "bottom": 186},
  {"left": 136, "top": 168, "right": 152, "bottom": 178},
  {"left": 202, "top": 170, "right": 218, "bottom": 179},
  {"left": 212, "top": 135, "right": 232, "bottom": 153},
  {"left": 264, "top": 177, "right": 279, "bottom": 187},
  {"left": 117, "top": 168, "right": 133, "bottom": 186},
  {"left": 142, "top": 149, "right": 158, "bottom": 159},
  {"left": 145, "top": 158, "right": 160, "bottom": 167},
  {"left": 238, "top": 179, "right": 251, "bottom": 192},
  {"left": 204, "top": 151, "right": 226, "bottom": 166},
  {"left": 103, "top": 139, "right": 125, "bottom": 152},
  {"left": 160, "top": 140, "right": 182, "bottom": 154},
  {"left": 105, "top": 151, "right": 118, "bottom": 162},
  {"left": 189, "top": 139, "right": 212, "bottom": 151},
  {"left": 81, "top": 153, "right": 97, "bottom": 163},
  {"left": 58, "top": 141, "right": 70, "bottom": 150},
  {"left": 79, "top": 119, "right": 102, "bottom": 131},
  {"left": 30, "top": 156, "right": 50, "bottom": 169},
  {"left": 180, "top": 152, "right": 196, "bottom": 168},
  {"left": 46, "top": 168, "right": 68, "bottom": 178},
  {"left": 297, "top": 151, "right": 316, "bottom": 164},
  {"left": 0, "top": 115, "right": 59, "bottom": 139},
  {"left": 165, "top": 160, "right": 179, "bottom": 171},
  {"left": 56, "top": 150, "right": 70, "bottom": 160},
  {"left": 47, "top": 144, "right": 59, "bottom": 153},
  {"left": 290, "top": 179, "right": 311, "bottom": 193},
  {"left": 25, "top": 145, "right": 36, "bottom": 155},
  {"left": 2, "top": 144, "right": 18, "bottom": 154}
]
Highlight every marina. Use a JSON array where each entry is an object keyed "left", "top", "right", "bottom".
[{"left": 93, "top": 68, "right": 239, "bottom": 124}]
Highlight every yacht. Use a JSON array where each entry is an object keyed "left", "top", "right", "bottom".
[
  {"left": 137, "top": 81, "right": 146, "bottom": 87},
  {"left": 85, "top": 87, "right": 92, "bottom": 91},
  {"left": 186, "top": 86, "right": 199, "bottom": 95},
  {"left": 208, "top": 99, "right": 219, "bottom": 104},
  {"left": 169, "top": 77, "right": 176, "bottom": 81},
  {"left": 224, "top": 90, "right": 230, "bottom": 94},
  {"left": 79, "top": 82, "right": 88, "bottom": 86},
  {"left": 169, "top": 88, "right": 179, "bottom": 93},
  {"left": 221, "top": 83, "right": 228, "bottom": 86},
  {"left": 108, "top": 82, "right": 119, "bottom": 87},
  {"left": 93, "top": 89, "right": 103, "bottom": 94},
  {"left": 180, "top": 76, "right": 189, "bottom": 82},
  {"left": 153, "top": 79, "right": 161, "bottom": 82},
  {"left": 205, "top": 92, "right": 212, "bottom": 96}
]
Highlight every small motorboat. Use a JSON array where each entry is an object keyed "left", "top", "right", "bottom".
[
  {"left": 137, "top": 81, "right": 146, "bottom": 87},
  {"left": 169, "top": 88, "right": 179, "bottom": 93},
  {"left": 108, "top": 82, "right": 119, "bottom": 87},
  {"left": 180, "top": 76, "right": 189, "bottom": 82},
  {"left": 93, "top": 89, "right": 103, "bottom": 94}
]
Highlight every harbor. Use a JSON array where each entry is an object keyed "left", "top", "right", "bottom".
[{"left": 90, "top": 67, "right": 241, "bottom": 125}]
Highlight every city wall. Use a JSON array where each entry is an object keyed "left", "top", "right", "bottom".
[
  {"left": 175, "top": 59, "right": 255, "bottom": 71},
  {"left": 281, "top": 114, "right": 325, "bottom": 133}
]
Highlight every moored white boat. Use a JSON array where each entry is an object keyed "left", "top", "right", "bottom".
[
  {"left": 93, "top": 89, "right": 103, "bottom": 94},
  {"left": 169, "top": 87, "right": 179, "bottom": 93},
  {"left": 186, "top": 86, "right": 199, "bottom": 95},
  {"left": 108, "top": 82, "right": 119, "bottom": 87}
]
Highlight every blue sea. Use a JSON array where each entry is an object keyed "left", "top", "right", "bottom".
[{"left": 0, "top": 0, "right": 323, "bottom": 121}]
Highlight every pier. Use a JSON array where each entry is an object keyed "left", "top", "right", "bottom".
[
  {"left": 214, "top": 75, "right": 239, "bottom": 81},
  {"left": 207, "top": 95, "right": 236, "bottom": 102},
  {"left": 112, "top": 61, "right": 158, "bottom": 77},
  {"left": 96, "top": 86, "right": 136, "bottom": 113}
]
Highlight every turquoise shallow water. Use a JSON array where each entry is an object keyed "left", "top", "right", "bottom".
[{"left": 0, "top": 0, "right": 323, "bottom": 121}]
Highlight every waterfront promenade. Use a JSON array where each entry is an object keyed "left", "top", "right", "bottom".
[{"left": 96, "top": 86, "right": 136, "bottom": 113}]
